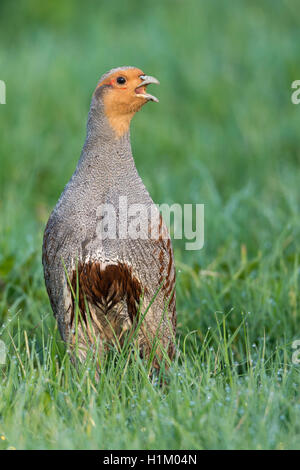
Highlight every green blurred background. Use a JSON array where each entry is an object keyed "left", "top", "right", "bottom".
[
  {"left": 1, "top": 0, "right": 299, "bottom": 337},
  {"left": 0, "top": 0, "right": 300, "bottom": 450}
]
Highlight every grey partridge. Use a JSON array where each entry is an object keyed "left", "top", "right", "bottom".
[{"left": 42, "top": 66, "right": 176, "bottom": 370}]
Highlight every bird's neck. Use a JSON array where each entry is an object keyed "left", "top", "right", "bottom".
[
  {"left": 57, "top": 105, "right": 148, "bottom": 215},
  {"left": 75, "top": 105, "right": 137, "bottom": 180}
]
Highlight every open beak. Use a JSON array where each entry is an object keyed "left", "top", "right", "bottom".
[{"left": 135, "top": 75, "right": 160, "bottom": 103}]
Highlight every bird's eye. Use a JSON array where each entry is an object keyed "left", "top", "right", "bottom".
[{"left": 116, "top": 76, "right": 126, "bottom": 85}]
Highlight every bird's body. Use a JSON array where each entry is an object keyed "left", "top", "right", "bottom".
[{"left": 42, "top": 66, "right": 176, "bottom": 368}]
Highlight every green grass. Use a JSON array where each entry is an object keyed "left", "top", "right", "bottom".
[{"left": 0, "top": 0, "right": 300, "bottom": 449}]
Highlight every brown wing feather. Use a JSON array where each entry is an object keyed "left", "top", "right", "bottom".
[
  {"left": 156, "top": 214, "right": 177, "bottom": 359},
  {"left": 70, "top": 261, "right": 144, "bottom": 327}
]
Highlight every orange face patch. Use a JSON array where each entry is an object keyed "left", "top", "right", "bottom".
[{"left": 95, "top": 68, "right": 148, "bottom": 137}]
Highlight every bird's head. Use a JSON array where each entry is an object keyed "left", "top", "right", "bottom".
[{"left": 92, "top": 66, "right": 159, "bottom": 138}]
